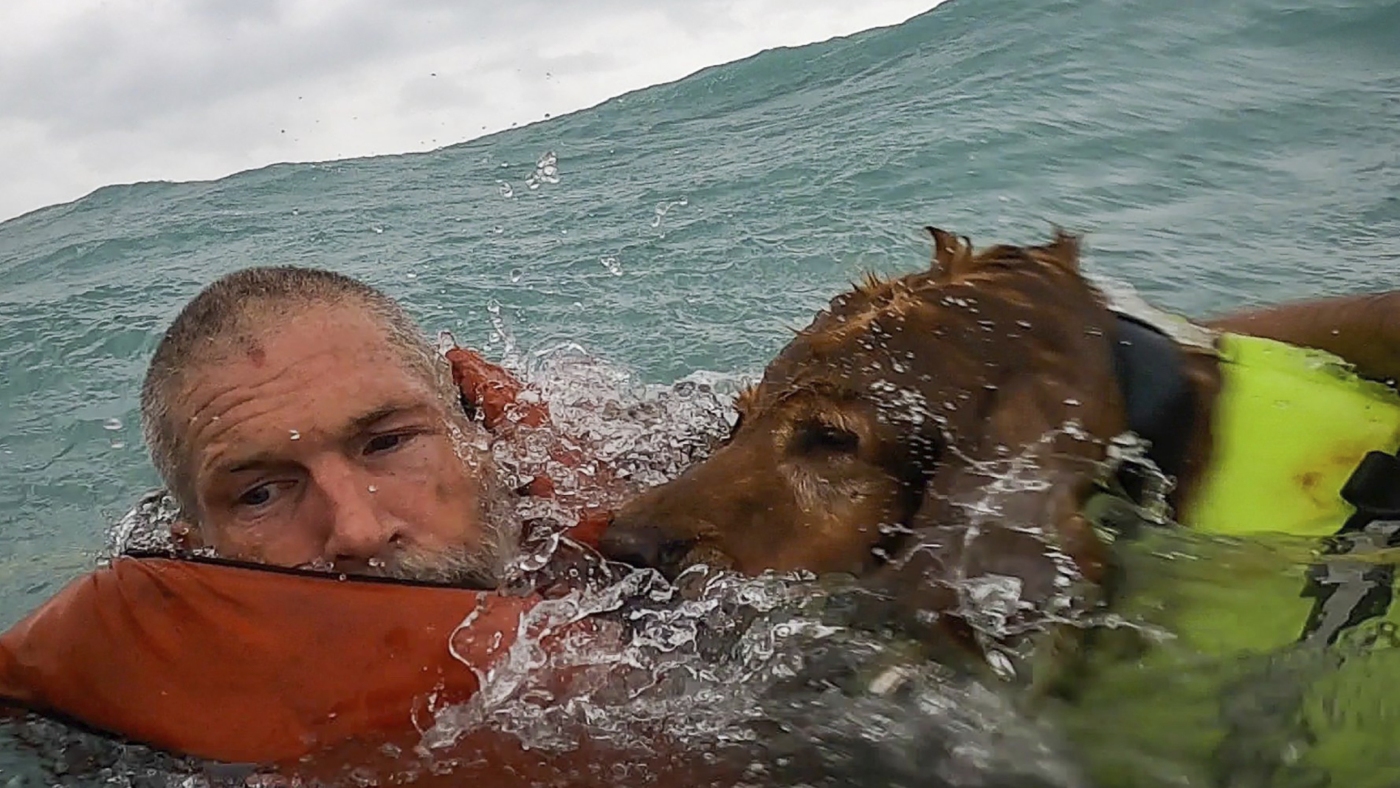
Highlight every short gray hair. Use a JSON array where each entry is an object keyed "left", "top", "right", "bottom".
[{"left": 140, "top": 266, "right": 453, "bottom": 518}]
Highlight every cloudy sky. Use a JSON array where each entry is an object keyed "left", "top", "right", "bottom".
[{"left": 0, "top": 0, "right": 942, "bottom": 223}]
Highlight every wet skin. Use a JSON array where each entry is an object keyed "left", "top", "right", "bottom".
[{"left": 176, "top": 305, "right": 489, "bottom": 575}]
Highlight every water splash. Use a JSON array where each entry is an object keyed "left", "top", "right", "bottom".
[
  {"left": 524, "top": 151, "right": 561, "bottom": 190},
  {"left": 423, "top": 566, "right": 1086, "bottom": 787},
  {"left": 650, "top": 198, "right": 689, "bottom": 229},
  {"left": 107, "top": 488, "right": 182, "bottom": 559}
]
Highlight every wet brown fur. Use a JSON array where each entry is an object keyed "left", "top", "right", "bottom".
[{"left": 604, "top": 228, "right": 1222, "bottom": 658}]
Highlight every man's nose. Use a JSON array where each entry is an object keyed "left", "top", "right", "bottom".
[{"left": 317, "top": 461, "right": 399, "bottom": 565}]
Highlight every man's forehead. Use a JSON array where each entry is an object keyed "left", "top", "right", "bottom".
[
  {"left": 181, "top": 306, "right": 402, "bottom": 393},
  {"left": 174, "top": 303, "right": 436, "bottom": 430}
]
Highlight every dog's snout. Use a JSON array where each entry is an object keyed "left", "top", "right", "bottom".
[{"left": 598, "top": 520, "right": 694, "bottom": 577}]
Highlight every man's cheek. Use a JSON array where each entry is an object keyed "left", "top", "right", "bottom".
[{"left": 396, "top": 436, "right": 463, "bottom": 477}]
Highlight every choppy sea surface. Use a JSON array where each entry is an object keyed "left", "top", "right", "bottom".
[{"left": 2, "top": 0, "right": 1399, "bottom": 784}]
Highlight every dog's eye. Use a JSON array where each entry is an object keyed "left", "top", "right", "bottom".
[{"left": 794, "top": 422, "right": 860, "bottom": 456}]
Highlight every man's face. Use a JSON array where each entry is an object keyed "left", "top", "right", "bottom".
[{"left": 175, "top": 304, "right": 496, "bottom": 579}]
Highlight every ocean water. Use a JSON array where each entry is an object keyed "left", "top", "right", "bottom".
[{"left": 1, "top": 0, "right": 1399, "bottom": 783}]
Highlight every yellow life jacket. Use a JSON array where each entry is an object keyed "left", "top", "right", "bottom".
[
  {"left": 1181, "top": 333, "right": 1400, "bottom": 537},
  {"left": 1068, "top": 334, "right": 1400, "bottom": 787}
]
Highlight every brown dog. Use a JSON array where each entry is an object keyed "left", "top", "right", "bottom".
[
  {"left": 603, "top": 231, "right": 1208, "bottom": 634},
  {"left": 600, "top": 228, "right": 1399, "bottom": 650},
  {"left": 596, "top": 223, "right": 1400, "bottom": 691}
]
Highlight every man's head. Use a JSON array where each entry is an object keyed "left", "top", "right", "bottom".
[{"left": 141, "top": 267, "right": 509, "bottom": 584}]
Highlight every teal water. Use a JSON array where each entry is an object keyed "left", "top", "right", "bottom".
[{"left": 2, "top": 0, "right": 1399, "bottom": 783}]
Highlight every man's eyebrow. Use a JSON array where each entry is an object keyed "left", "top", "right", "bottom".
[
  {"left": 208, "top": 403, "right": 434, "bottom": 478},
  {"left": 347, "top": 402, "right": 434, "bottom": 434},
  {"left": 215, "top": 452, "right": 283, "bottom": 477}
]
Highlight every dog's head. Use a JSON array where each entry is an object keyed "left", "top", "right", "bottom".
[{"left": 604, "top": 229, "right": 1126, "bottom": 603}]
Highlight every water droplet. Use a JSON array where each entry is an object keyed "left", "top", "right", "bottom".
[
  {"left": 103, "top": 418, "right": 122, "bottom": 431},
  {"left": 110, "top": 441, "right": 126, "bottom": 450},
  {"left": 498, "top": 181, "right": 515, "bottom": 198},
  {"left": 371, "top": 226, "right": 384, "bottom": 234},
  {"left": 492, "top": 225, "right": 505, "bottom": 235},
  {"left": 486, "top": 298, "right": 502, "bottom": 315},
  {"left": 599, "top": 256, "right": 623, "bottom": 276},
  {"left": 289, "top": 430, "right": 301, "bottom": 441},
  {"left": 291, "top": 208, "right": 300, "bottom": 216},
  {"left": 368, "top": 485, "right": 378, "bottom": 493},
  {"left": 525, "top": 151, "right": 561, "bottom": 190},
  {"left": 406, "top": 272, "right": 417, "bottom": 279},
  {"left": 510, "top": 268, "right": 523, "bottom": 283}
]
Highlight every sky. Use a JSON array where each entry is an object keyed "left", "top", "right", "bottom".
[{"left": 0, "top": 0, "right": 942, "bottom": 224}]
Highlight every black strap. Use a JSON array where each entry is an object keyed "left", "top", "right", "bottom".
[
  {"left": 1297, "top": 450, "right": 1400, "bottom": 645},
  {"left": 1108, "top": 314, "right": 1198, "bottom": 485},
  {"left": 1339, "top": 450, "right": 1400, "bottom": 531}
]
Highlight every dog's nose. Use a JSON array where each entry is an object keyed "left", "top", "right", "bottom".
[{"left": 598, "top": 521, "right": 694, "bottom": 577}]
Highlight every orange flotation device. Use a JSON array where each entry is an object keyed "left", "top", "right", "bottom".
[
  {"left": 0, "top": 348, "right": 676, "bottom": 784},
  {"left": 1, "top": 557, "right": 534, "bottom": 765}
]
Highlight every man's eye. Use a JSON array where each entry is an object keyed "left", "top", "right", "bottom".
[
  {"left": 238, "top": 484, "right": 275, "bottom": 507},
  {"left": 365, "top": 432, "right": 412, "bottom": 455}
]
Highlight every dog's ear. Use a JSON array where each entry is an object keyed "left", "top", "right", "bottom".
[
  {"left": 925, "top": 227, "right": 976, "bottom": 282},
  {"left": 730, "top": 384, "right": 760, "bottom": 435},
  {"left": 901, "top": 377, "right": 1109, "bottom": 598},
  {"left": 1035, "top": 228, "right": 1082, "bottom": 275}
]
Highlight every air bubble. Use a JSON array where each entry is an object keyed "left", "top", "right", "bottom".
[
  {"left": 103, "top": 418, "right": 122, "bottom": 431},
  {"left": 289, "top": 430, "right": 301, "bottom": 441}
]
